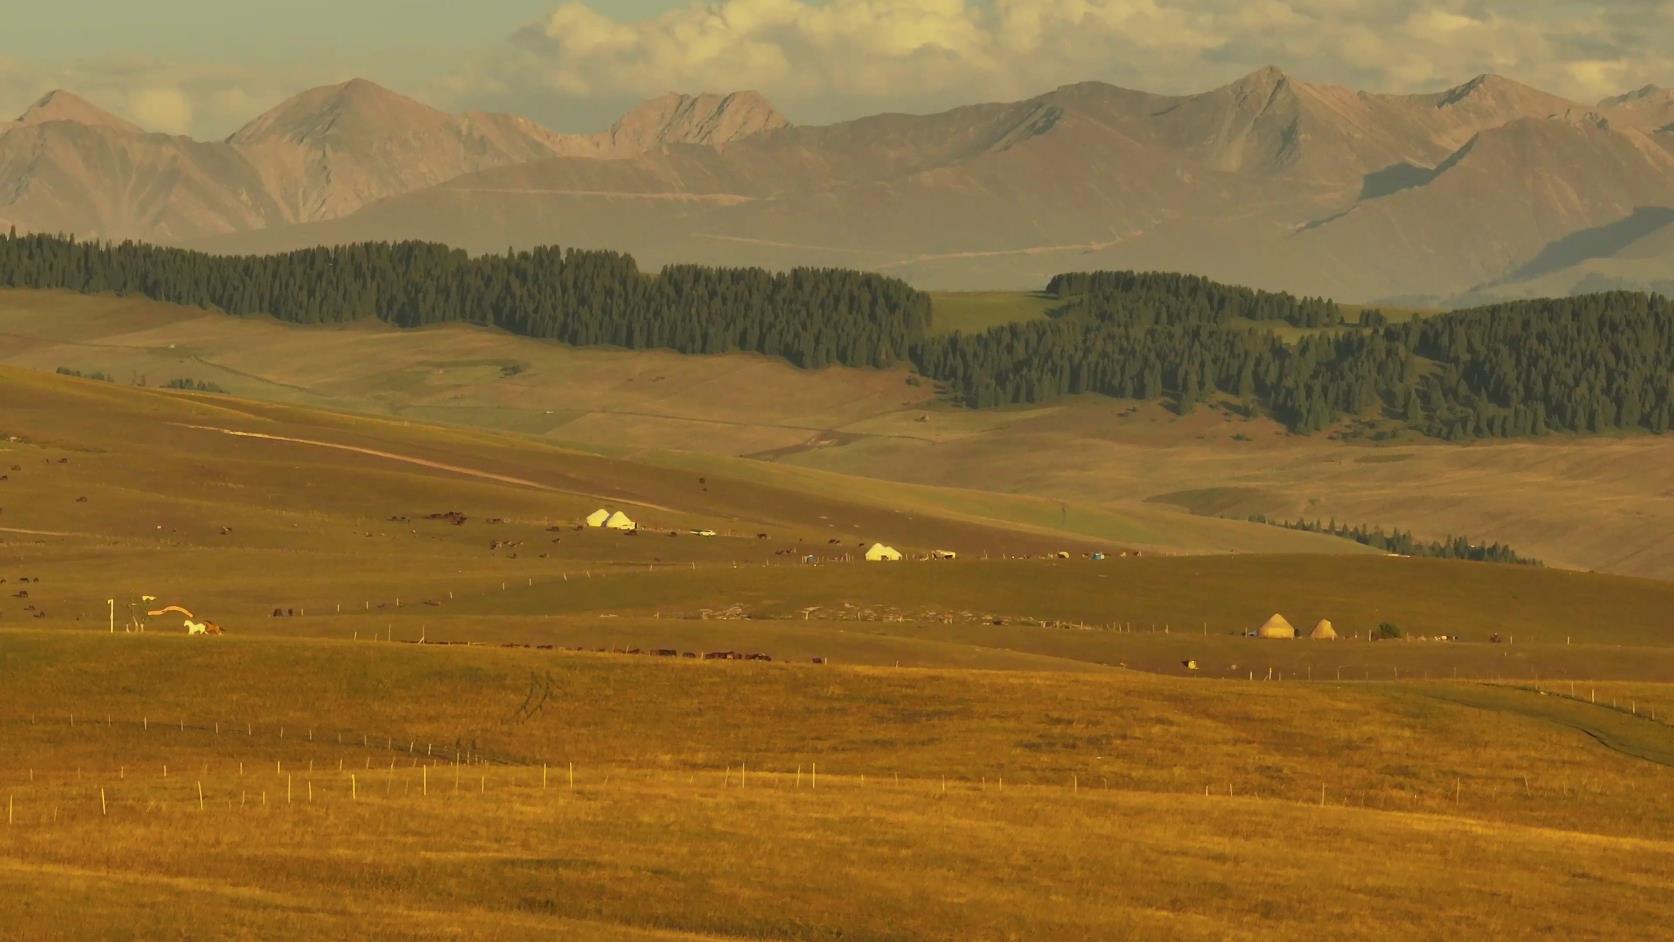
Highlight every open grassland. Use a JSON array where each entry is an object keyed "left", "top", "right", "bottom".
[
  {"left": 5, "top": 289, "right": 1674, "bottom": 581},
  {"left": 5, "top": 368, "right": 1674, "bottom": 937},
  {"left": 927, "top": 290, "right": 1059, "bottom": 335},
  {"left": 4, "top": 366, "right": 1674, "bottom": 685},
  {"left": 3, "top": 631, "right": 1674, "bottom": 940}
]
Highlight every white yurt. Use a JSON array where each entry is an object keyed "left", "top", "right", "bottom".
[
  {"left": 585, "top": 508, "right": 611, "bottom": 528},
  {"left": 864, "top": 543, "right": 903, "bottom": 561},
  {"left": 1255, "top": 613, "right": 1297, "bottom": 639}
]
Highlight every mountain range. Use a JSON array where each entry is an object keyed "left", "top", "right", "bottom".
[{"left": 2, "top": 70, "right": 1670, "bottom": 304}]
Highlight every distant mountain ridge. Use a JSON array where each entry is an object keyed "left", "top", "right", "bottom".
[
  {"left": 0, "top": 79, "right": 789, "bottom": 240},
  {"left": 2, "top": 70, "right": 1670, "bottom": 303}
]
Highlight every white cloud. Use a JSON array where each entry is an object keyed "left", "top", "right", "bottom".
[
  {"left": 475, "top": 0, "right": 1674, "bottom": 127},
  {"left": 127, "top": 87, "right": 193, "bottom": 135},
  {"left": 0, "top": 57, "right": 323, "bottom": 138},
  {"left": 2, "top": 1, "right": 1669, "bottom": 139}
]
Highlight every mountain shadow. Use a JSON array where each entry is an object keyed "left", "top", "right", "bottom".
[
  {"left": 1506, "top": 206, "right": 1674, "bottom": 282},
  {"left": 1359, "top": 162, "right": 1435, "bottom": 200}
]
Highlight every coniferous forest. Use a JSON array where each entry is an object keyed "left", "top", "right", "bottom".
[
  {"left": 1244, "top": 514, "right": 1542, "bottom": 566},
  {"left": 0, "top": 233, "right": 929, "bottom": 369},
  {"left": 912, "top": 273, "right": 1674, "bottom": 440},
  {"left": 5, "top": 231, "right": 1673, "bottom": 442}
]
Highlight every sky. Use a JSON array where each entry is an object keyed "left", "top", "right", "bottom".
[{"left": 3, "top": 0, "right": 1670, "bottom": 139}]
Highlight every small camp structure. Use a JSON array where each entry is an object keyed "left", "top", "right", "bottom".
[
  {"left": 1309, "top": 619, "right": 1339, "bottom": 640},
  {"left": 864, "top": 543, "right": 903, "bottom": 562},
  {"left": 1255, "top": 613, "right": 1297, "bottom": 639},
  {"left": 604, "top": 511, "right": 637, "bottom": 531},
  {"left": 585, "top": 508, "right": 611, "bottom": 528},
  {"left": 930, "top": 549, "right": 957, "bottom": 560}
]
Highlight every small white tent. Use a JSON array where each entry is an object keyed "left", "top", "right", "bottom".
[
  {"left": 1255, "top": 613, "right": 1297, "bottom": 640},
  {"left": 585, "top": 508, "right": 611, "bottom": 528},
  {"left": 605, "top": 511, "right": 637, "bottom": 531},
  {"left": 864, "top": 543, "right": 903, "bottom": 561}
]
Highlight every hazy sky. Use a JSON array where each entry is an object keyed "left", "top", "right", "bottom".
[{"left": 3, "top": 1, "right": 1670, "bottom": 138}]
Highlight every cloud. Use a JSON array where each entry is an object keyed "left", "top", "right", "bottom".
[
  {"left": 128, "top": 87, "right": 194, "bottom": 135},
  {"left": 0, "top": 56, "right": 326, "bottom": 138},
  {"left": 474, "top": 0, "right": 1674, "bottom": 127}
]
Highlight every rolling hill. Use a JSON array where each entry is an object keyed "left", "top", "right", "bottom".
[{"left": 9, "top": 288, "right": 1674, "bottom": 583}]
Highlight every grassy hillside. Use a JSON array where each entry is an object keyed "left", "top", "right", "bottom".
[
  {"left": 4, "top": 365, "right": 1674, "bottom": 687},
  {"left": 7, "top": 289, "right": 1674, "bottom": 581},
  {"left": 5, "top": 368, "right": 1674, "bottom": 938},
  {"left": 4, "top": 630, "right": 1674, "bottom": 939},
  {"left": 928, "top": 290, "right": 1059, "bottom": 334}
]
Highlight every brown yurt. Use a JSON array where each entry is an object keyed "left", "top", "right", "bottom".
[
  {"left": 1255, "top": 613, "right": 1296, "bottom": 639},
  {"left": 1309, "top": 619, "right": 1339, "bottom": 640}
]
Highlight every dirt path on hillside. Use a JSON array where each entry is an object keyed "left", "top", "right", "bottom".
[
  {"left": 450, "top": 188, "right": 754, "bottom": 205},
  {"left": 178, "top": 425, "right": 678, "bottom": 513},
  {"left": 0, "top": 525, "right": 82, "bottom": 538}
]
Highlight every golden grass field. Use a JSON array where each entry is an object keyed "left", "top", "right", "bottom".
[
  {"left": 4, "top": 289, "right": 1673, "bottom": 581},
  {"left": 5, "top": 308, "right": 1674, "bottom": 938},
  {"left": 4, "top": 631, "right": 1674, "bottom": 940}
]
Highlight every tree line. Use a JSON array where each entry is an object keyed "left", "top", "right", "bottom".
[
  {"left": 8, "top": 233, "right": 1673, "bottom": 442},
  {"left": 1246, "top": 514, "right": 1542, "bottom": 566},
  {"left": 912, "top": 272, "right": 1674, "bottom": 439},
  {"left": 0, "top": 232, "right": 930, "bottom": 369}
]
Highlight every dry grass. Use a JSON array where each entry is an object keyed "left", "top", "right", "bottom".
[
  {"left": 13, "top": 288, "right": 1674, "bottom": 579},
  {"left": 4, "top": 631, "right": 1674, "bottom": 940},
  {"left": 3, "top": 364, "right": 1674, "bottom": 937},
  {"left": 927, "top": 290, "right": 1058, "bottom": 335}
]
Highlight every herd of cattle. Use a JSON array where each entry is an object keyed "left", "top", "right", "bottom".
[
  {"left": 4, "top": 576, "right": 46, "bottom": 619},
  {"left": 396, "top": 637, "right": 826, "bottom": 664}
]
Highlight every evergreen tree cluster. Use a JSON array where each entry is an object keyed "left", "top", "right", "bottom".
[
  {"left": 0, "top": 233, "right": 930, "bottom": 369},
  {"left": 1406, "top": 293, "right": 1674, "bottom": 438},
  {"left": 163, "top": 378, "right": 228, "bottom": 393},
  {"left": 911, "top": 285, "right": 1389, "bottom": 430},
  {"left": 1246, "top": 514, "right": 1542, "bottom": 566},
  {"left": 1046, "top": 271, "right": 1343, "bottom": 327},
  {"left": 912, "top": 271, "right": 1674, "bottom": 439}
]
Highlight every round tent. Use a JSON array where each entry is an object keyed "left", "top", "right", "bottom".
[
  {"left": 585, "top": 508, "right": 611, "bottom": 528},
  {"left": 1255, "top": 613, "right": 1296, "bottom": 639},
  {"left": 604, "top": 511, "right": 637, "bottom": 531},
  {"left": 1309, "top": 619, "right": 1339, "bottom": 640}
]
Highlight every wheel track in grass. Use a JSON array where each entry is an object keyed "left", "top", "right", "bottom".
[{"left": 1414, "top": 683, "right": 1674, "bottom": 768}]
